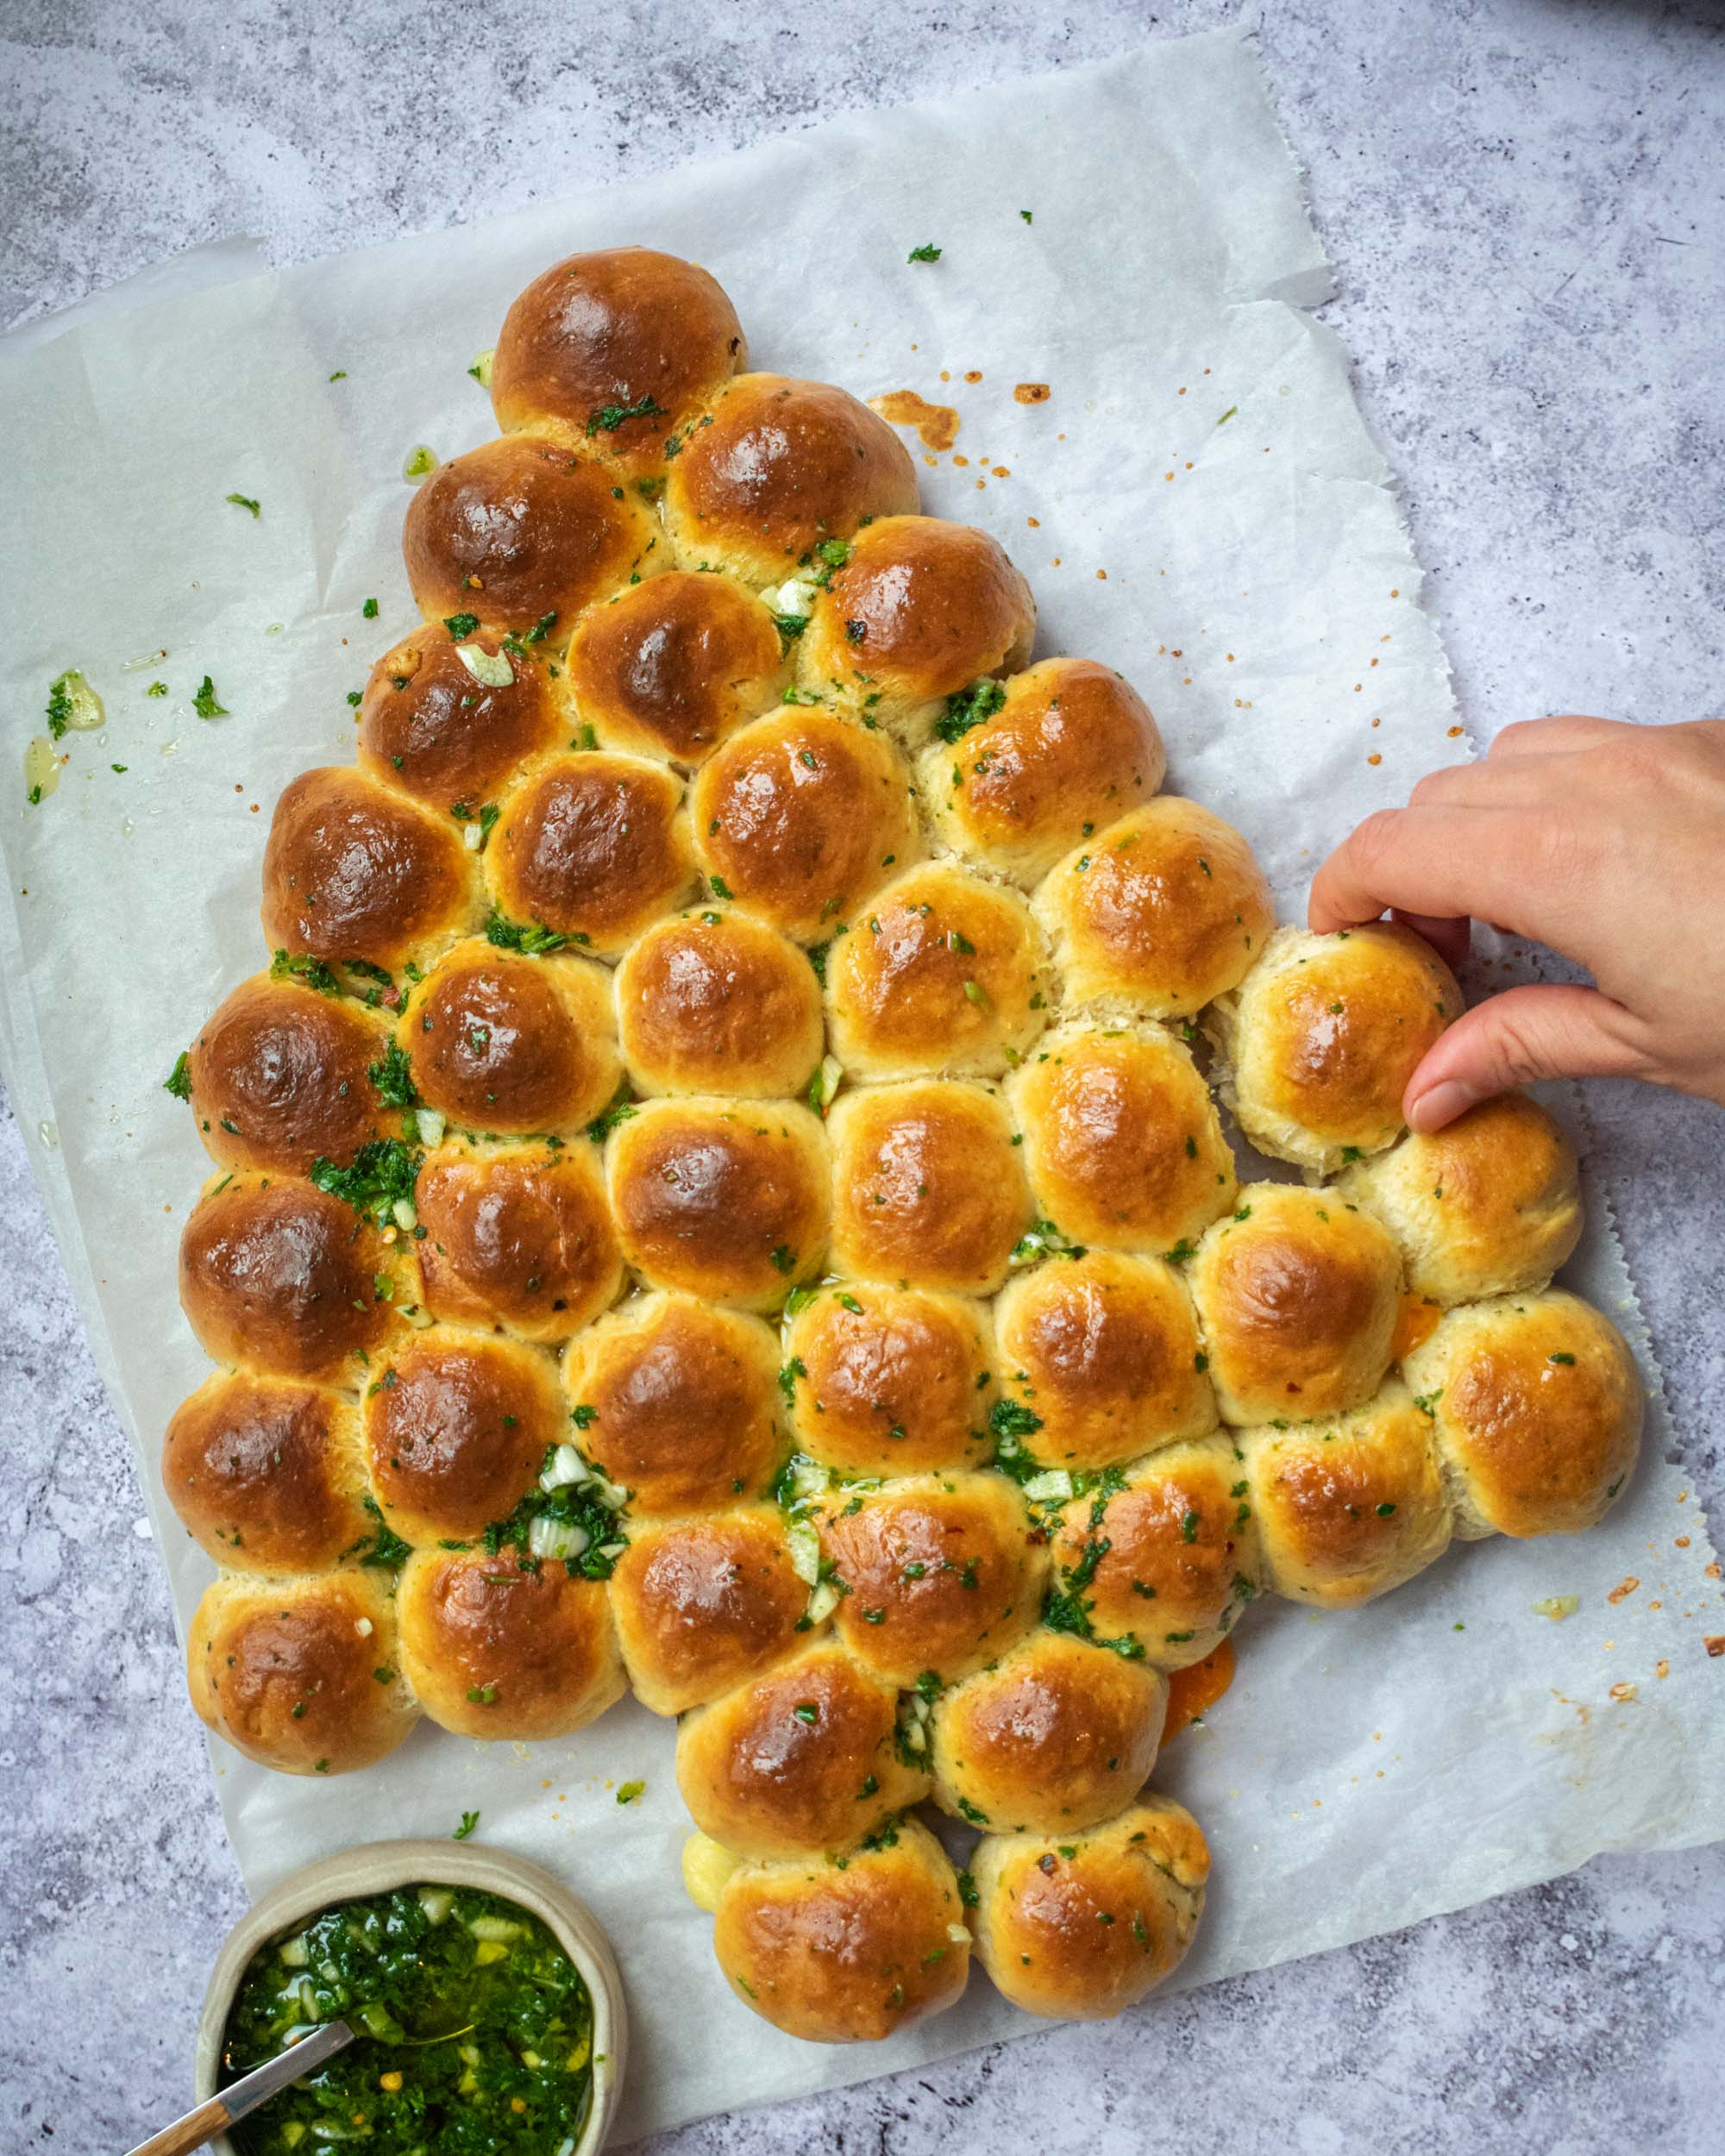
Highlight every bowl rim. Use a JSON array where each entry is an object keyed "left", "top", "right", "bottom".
[{"left": 192, "top": 1837, "right": 627, "bottom": 2155}]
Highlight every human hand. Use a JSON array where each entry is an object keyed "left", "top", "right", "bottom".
[{"left": 1307, "top": 716, "right": 1725, "bottom": 1130}]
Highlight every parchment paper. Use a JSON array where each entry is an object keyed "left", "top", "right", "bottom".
[{"left": 3, "top": 30, "right": 1720, "bottom": 2142}]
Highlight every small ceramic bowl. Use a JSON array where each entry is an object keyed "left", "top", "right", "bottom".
[{"left": 194, "top": 1839, "right": 626, "bottom": 2154}]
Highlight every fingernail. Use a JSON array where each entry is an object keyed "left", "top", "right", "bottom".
[{"left": 1407, "top": 1079, "right": 1481, "bottom": 1133}]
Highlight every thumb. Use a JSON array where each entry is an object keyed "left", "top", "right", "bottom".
[{"left": 1403, "top": 983, "right": 1648, "bottom": 1131}]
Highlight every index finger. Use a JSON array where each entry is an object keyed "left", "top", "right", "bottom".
[{"left": 1307, "top": 803, "right": 1545, "bottom": 936}]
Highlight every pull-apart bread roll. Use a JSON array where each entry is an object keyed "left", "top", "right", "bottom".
[
  {"left": 1401, "top": 1289, "right": 1642, "bottom": 1539},
  {"left": 616, "top": 907, "right": 824, "bottom": 1099},
  {"left": 609, "top": 1507, "right": 810, "bottom": 1715},
  {"left": 797, "top": 515, "right": 1036, "bottom": 734},
  {"left": 1210, "top": 922, "right": 1461, "bottom": 1173},
  {"left": 1035, "top": 797, "right": 1275, "bottom": 1019},
  {"left": 970, "top": 1795, "right": 1208, "bottom": 2021},
  {"left": 358, "top": 619, "right": 562, "bottom": 812},
  {"left": 490, "top": 246, "right": 747, "bottom": 479},
  {"left": 165, "top": 1373, "right": 370, "bottom": 1574},
  {"left": 184, "top": 975, "right": 392, "bottom": 1176},
  {"left": 712, "top": 1816, "right": 970, "bottom": 2043},
  {"left": 1239, "top": 1380, "right": 1453, "bottom": 1607},
  {"left": 782, "top": 1282, "right": 995, "bottom": 1476},
  {"left": 923, "top": 656, "right": 1166, "bottom": 886},
  {"left": 1189, "top": 1183, "right": 1402, "bottom": 1426},
  {"left": 1337, "top": 1092, "right": 1583, "bottom": 1306},
  {"left": 189, "top": 1570, "right": 417, "bottom": 1777},
  {"left": 662, "top": 373, "right": 919, "bottom": 586},
  {"left": 486, "top": 750, "right": 695, "bottom": 956}
]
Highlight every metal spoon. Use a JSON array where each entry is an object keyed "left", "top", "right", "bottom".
[{"left": 124, "top": 2018, "right": 354, "bottom": 2156}]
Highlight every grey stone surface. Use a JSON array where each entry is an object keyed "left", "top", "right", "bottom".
[{"left": 2, "top": 0, "right": 1722, "bottom": 2150}]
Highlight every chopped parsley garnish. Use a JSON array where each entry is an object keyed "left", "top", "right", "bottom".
[
  {"left": 192, "top": 674, "right": 228, "bottom": 720},
  {"left": 368, "top": 1041, "right": 420, "bottom": 1109},
  {"left": 225, "top": 492, "right": 260, "bottom": 517},
  {"left": 933, "top": 676, "right": 1007, "bottom": 744},
  {"left": 586, "top": 1081, "right": 637, "bottom": 1144},
  {"left": 442, "top": 611, "right": 480, "bottom": 640},
  {"left": 309, "top": 1138, "right": 423, "bottom": 1227},
  {"left": 163, "top": 1051, "right": 193, "bottom": 1101},
  {"left": 485, "top": 910, "right": 572, "bottom": 956},
  {"left": 269, "top": 948, "right": 343, "bottom": 997},
  {"left": 907, "top": 243, "right": 943, "bottom": 263},
  {"left": 615, "top": 1781, "right": 645, "bottom": 1806},
  {"left": 452, "top": 1809, "right": 480, "bottom": 1839},
  {"left": 586, "top": 393, "right": 667, "bottom": 435},
  {"left": 355, "top": 1495, "right": 411, "bottom": 1570}
]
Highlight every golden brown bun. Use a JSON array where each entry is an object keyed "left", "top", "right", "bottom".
[
  {"left": 1034, "top": 799, "right": 1275, "bottom": 1019},
  {"left": 993, "top": 1252, "right": 1217, "bottom": 1472},
  {"left": 969, "top": 1795, "right": 1208, "bottom": 2021},
  {"left": 179, "top": 1170, "right": 406, "bottom": 1383},
  {"left": 1008, "top": 1021, "right": 1237, "bottom": 1255},
  {"left": 783, "top": 1282, "right": 994, "bottom": 1476},
  {"left": 486, "top": 751, "right": 695, "bottom": 956},
  {"left": 397, "top": 1543, "right": 624, "bottom": 1739},
  {"left": 827, "top": 1081, "right": 1031, "bottom": 1296},
  {"left": 412, "top": 1137, "right": 623, "bottom": 1344},
  {"left": 817, "top": 1472, "right": 1048, "bottom": 1687},
  {"left": 930, "top": 1629, "right": 1167, "bottom": 1834},
  {"left": 609, "top": 1507, "right": 810, "bottom": 1714},
  {"left": 1047, "top": 1432, "right": 1264, "bottom": 1666},
  {"left": 1401, "top": 1288, "right": 1642, "bottom": 1539},
  {"left": 357, "top": 620, "right": 562, "bottom": 811},
  {"left": 798, "top": 515, "right": 1035, "bottom": 731},
  {"left": 361, "top": 1326, "right": 560, "bottom": 1545},
  {"left": 662, "top": 374, "right": 919, "bottom": 586},
  {"left": 397, "top": 938, "right": 620, "bottom": 1135},
  {"left": 561, "top": 1292, "right": 785, "bottom": 1513},
  {"left": 713, "top": 1816, "right": 969, "bottom": 2042},
  {"left": 616, "top": 908, "right": 824, "bottom": 1099},
  {"left": 490, "top": 247, "right": 746, "bottom": 477},
  {"left": 260, "top": 767, "right": 479, "bottom": 977},
  {"left": 402, "top": 434, "right": 661, "bottom": 635},
  {"left": 1210, "top": 923, "right": 1462, "bottom": 1173},
  {"left": 185, "top": 975, "right": 391, "bottom": 1177},
  {"left": 690, "top": 708, "right": 921, "bottom": 944},
  {"left": 188, "top": 1570, "right": 417, "bottom": 1777},
  {"left": 1189, "top": 1183, "right": 1402, "bottom": 1426},
  {"left": 1239, "top": 1379, "right": 1453, "bottom": 1606},
  {"left": 675, "top": 1642, "right": 928, "bottom": 1858},
  {"left": 606, "top": 1095, "right": 830, "bottom": 1308},
  {"left": 566, "top": 571, "right": 787, "bottom": 764},
  {"left": 922, "top": 656, "right": 1166, "bottom": 886},
  {"left": 163, "top": 1372, "right": 370, "bottom": 1574},
  {"left": 1338, "top": 1092, "right": 1583, "bottom": 1307},
  {"left": 825, "top": 862, "right": 1047, "bottom": 1082}
]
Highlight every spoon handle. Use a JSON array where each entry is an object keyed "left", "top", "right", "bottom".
[
  {"left": 125, "top": 2020, "right": 355, "bottom": 2156},
  {"left": 127, "top": 2095, "right": 233, "bottom": 2156}
]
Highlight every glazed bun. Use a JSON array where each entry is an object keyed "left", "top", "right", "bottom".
[
  {"left": 179, "top": 1170, "right": 406, "bottom": 1382},
  {"left": 1046, "top": 1433, "right": 1263, "bottom": 1666},
  {"left": 969, "top": 1795, "right": 1208, "bottom": 2021},
  {"left": 825, "top": 862, "right": 1047, "bottom": 1081},
  {"left": 662, "top": 374, "right": 919, "bottom": 586},
  {"left": 690, "top": 707, "right": 921, "bottom": 944},
  {"left": 566, "top": 571, "right": 787, "bottom": 765},
  {"left": 616, "top": 907, "right": 824, "bottom": 1099},
  {"left": 827, "top": 1081, "right": 1031, "bottom": 1295},
  {"left": 396, "top": 938, "right": 620, "bottom": 1136},
  {"left": 712, "top": 1815, "right": 969, "bottom": 2042},
  {"left": 163, "top": 1373, "right": 368, "bottom": 1573},
  {"left": 261, "top": 767, "right": 478, "bottom": 977},
  {"left": 1338, "top": 1092, "right": 1583, "bottom": 1307},
  {"left": 188, "top": 1570, "right": 417, "bottom": 1777},
  {"left": 609, "top": 1508, "right": 810, "bottom": 1715},
  {"left": 361, "top": 1326, "right": 561, "bottom": 1545},
  {"left": 1401, "top": 1288, "right": 1642, "bottom": 1539},
  {"left": 561, "top": 1293, "right": 785, "bottom": 1513},
  {"left": 797, "top": 516, "right": 1035, "bottom": 733},
  {"left": 490, "top": 246, "right": 746, "bottom": 476},
  {"left": 486, "top": 752, "right": 695, "bottom": 956},
  {"left": 675, "top": 1642, "right": 928, "bottom": 1858},
  {"left": 930, "top": 1630, "right": 1167, "bottom": 1834},
  {"left": 412, "top": 1137, "right": 623, "bottom": 1343},
  {"left": 184, "top": 975, "right": 391, "bottom": 1177},
  {"left": 922, "top": 657, "right": 1166, "bottom": 886},
  {"left": 817, "top": 1472, "right": 1048, "bottom": 1687},
  {"left": 357, "top": 620, "right": 561, "bottom": 811},
  {"left": 1034, "top": 798, "right": 1275, "bottom": 1019},
  {"left": 993, "top": 1252, "right": 1217, "bottom": 1472},
  {"left": 605, "top": 1096, "right": 830, "bottom": 1307},
  {"left": 1211, "top": 923, "right": 1461, "bottom": 1173},
  {"left": 782, "top": 1282, "right": 994, "bottom": 1476},
  {"left": 402, "top": 434, "right": 661, "bottom": 636},
  {"left": 1189, "top": 1183, "right": 1402, "bottom": 1426},
  {"left": 397, "top": 1544, "right": 624, "bottom": 1739},
  {"left": 1239, "top": 1380, "right": 1453, "bottom": 1607},
  {"left": 1007, "top": 1021, "right": 1237, "bottom": 1255}
]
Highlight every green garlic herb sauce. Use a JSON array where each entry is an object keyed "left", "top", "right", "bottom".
[{"left": 222, "top": 1884, "right": 594, "bottom": 2154}]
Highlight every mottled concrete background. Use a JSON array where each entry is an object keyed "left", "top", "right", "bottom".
[{"left": 3, "top": 1, "right": 1723, "bottom": 2150}]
